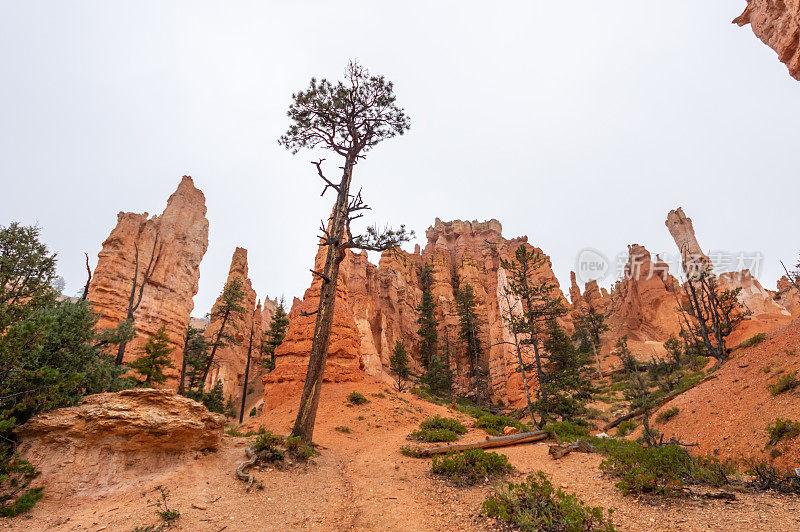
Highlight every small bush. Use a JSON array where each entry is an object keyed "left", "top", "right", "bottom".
[
  {"left": 249, "top": 407, "right": 257, "bottom": 417},
  {"left": 655, "top": 407, "right": 680, "bottom": 424},
  {"left": 544, "top": 420, "right": 590, "bottom": 442},
  {"left": 347, "top": 391, "right": 369, "bottom": 405},
  {"left": 484, "top": 472, "right": 616, "bottom": 532},
  {"left": 285, "top": 435, "right": 315, "bottom": 461},
  {"left": 335, "top": 425, "right": 352, "bottom": 433},
  {"left": 370, "top": 392, "right": 386, "bottom": 399},
  {"left": 596, "top": 439, "right": 726, "bottom": 496},
  {"left": 409, "top": 428, "right": 458, "bottom": 442},
  {"left": 616, "top": 420, "right": 637, "bottom": 438},
  {"left": 155, "top": 485, "right": 180, "bottom": 523},
  {"left": 739, "top": 333, "right": 767, "bottom": 349},
  {"left": 475, "top": 413, "right": 527, "bottom": 436},
  {"left": 0, "top": 487, "right": 43, "bottom": 518},
  {"left": 419, "top": 415, "right": 467, "bottom": 435},
  {"left": 431, "top": 449, "right": 511, "bottom": 486},
  {"left": 253, "top": 430, "right": 286, "bottom": 462},
  {"left": 766, "top": 418, "right": 800, "bottom": 446},
  {"left": 399, "top": 445, "right": 422, "bottom": 458},
  {"left": 746, "top": 460, "right": 800, "bottom": 494},
  {"left": 768, "top": 371, "right": 799, "bottom": 396}
]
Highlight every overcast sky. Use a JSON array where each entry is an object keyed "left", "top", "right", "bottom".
[{"left": 2, "top": 1, "right": 799, "bottom": 316}]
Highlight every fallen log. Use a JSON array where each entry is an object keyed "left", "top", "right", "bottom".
[
  {"left": 603, "top": 374, "right": 717, "bottom": 431},
  {"left": 418, "top": 430, "right": 547, "bottom": 456}
]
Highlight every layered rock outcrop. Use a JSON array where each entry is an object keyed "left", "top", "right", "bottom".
[
  {"left": 204, "top": 247, "right": 261, "bottom": 399},
  {"left": 264, "top": 218, "right": 564, "bottom": 408},
  {"left": 606, "top": 244, "right": 682, "bottom": 344},
  {"left": 265, "top": 243, "right": 365, "bottom": 386},
  {"left": 87, "top": 176, "right": 209, "bottom": 384},
  {"left": 734, "top": 0, "right": 800, "bottom": 81},
  {"left": 15, "top": 389, "right": 225, "bottom": 498}
]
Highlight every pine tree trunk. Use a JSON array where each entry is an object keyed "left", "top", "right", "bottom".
[
  {"left": 178, "top": 333, "right": 189, "bottom": 395},
  {"left": 239, "top": 318, "right": 255, "bottom": 423},
  {"left": 202, "top": 311, "right": 230, "bottom": 385},
  {"left": 291, "top": 161, "right": 354, "bottom": 443}
]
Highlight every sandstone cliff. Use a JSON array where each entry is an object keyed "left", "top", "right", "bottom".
[
  {"left": 264, "top": 218, "right": 564, "bottom": 408},
  {"left": 204, "top": 247, "right": 261, "bottom": 400},
  {"left": 734, "top": 0, "right": 800, "bottom": 81},
  {"left": 87, "top": 176, "right": 209, "bottom": 384}
]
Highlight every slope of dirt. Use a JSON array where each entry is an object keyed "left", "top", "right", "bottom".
[
  {"left": 655, "top": 317, "right": 800, "bottom": 470},
  {"left": 4, "top": 379, "right": 800, "bottom": 531}
]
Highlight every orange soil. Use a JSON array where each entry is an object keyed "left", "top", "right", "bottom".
[
  {"left": 4, "top": 380, "right": 800, "bottom": 531},
  {"left": 655, "top": 317, "right": 800, "bottom": 470}
]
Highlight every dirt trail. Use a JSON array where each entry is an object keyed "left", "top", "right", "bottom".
[{"left": 4, "top": 380, "right": 800, "bottom": 531}]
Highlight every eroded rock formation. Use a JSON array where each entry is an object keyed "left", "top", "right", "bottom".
[
  {"left": 88, "top": 176, "right": 209, "bottom": 384},
  {"left": 15, "top": 389, "right": 225, "bottom": 498},
  {"left": 606, "top": 244, "right": 682, "bottom": 344},
  {"left": 204, "top": 247, "right": 261, "bottom": 399},
  {"left": 264, "top": 218, "right": 564, "bottom": 408},
  {"left": 734, "top": 0, "right": 800, "bottom": 81},
  {"left": 265, "top": 243, "right": 365, "bottom": 387}
]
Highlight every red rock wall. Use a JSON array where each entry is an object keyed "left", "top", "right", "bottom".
[{"left": 87, "top": 176, "right": 209, "bottom": 385}]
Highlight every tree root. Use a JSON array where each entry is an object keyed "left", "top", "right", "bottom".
[{"left": 235, "top": 446, "right": 257, "bottom": 491}]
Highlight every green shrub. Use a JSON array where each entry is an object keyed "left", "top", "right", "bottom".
[
  {"left": 739, "top": 333, "right": 767, "bottom": 349},
  {"left": 285, "top": 435, "right": 315, "bottom": 461},
  {"left": 483, "top": 472, "right": 616, "bottom": 532},
  {"left": 431, "top": 449, "right": 511, "bottom": 486},
  {"left": 370, "top": 392, "right": 386, "bottom": 399},
  {"left": 0, "top": 455, "right": 42, "bottom": 517},
  {"left": 766, "top": 418, "right": 800, "bottom": 446},
  {"left": 409, "top": 428, "right": 458, "bottom": 442},
  {"left": 616, "top": 420, "right": 637, "bottom": 438},
  {"left": 655, "top": 407, "right": 680, "bottom": 424},
  {"left": 544, "top": 420, "right": 590, "bottom": 442},
  {"left": 475, "top": 413, "right": 527, "bottom": 436},
  {"left": 0, "top": 486, "right": 43, "bottom": 518},
  {"left": 419, "top": 415, "right": 467, "bottom": 435},
  {"left": 253, "top": 430, "right": 285, "bottom": 462},
  {"left": 249, "top": 407, "right": 257, "bottom": 417},
  {"left": 335, "top": 425, "right": 351, "bottom": 433},
  {"left": 746, "top": 460, "right": 800, "bottom": 494},
  {"left": 768, "top": 371, "right": 798, "bottom": 396},
  {"left": 347, "top": 391, "right": 369, "bottom": 405},
  {"left": 596, "top": 439, "right": 725, "bottom": 496},
  {"left": 399, "top": 445, "right": 422, "bottom": 458},
  {"left": 155, "top": 485, "right": 179, "bottom": 523},
  {"left": 410, "top": 385, "right": 450, "bottom": 406}
]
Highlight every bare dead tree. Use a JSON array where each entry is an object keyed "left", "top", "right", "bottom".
[
  {"left": 80, "top": 252, "right": 92, "bottom": 301},
  {"left": 115, "top": 234, "right": 162, "bottom": 365},
  {"left": 278, "top": 61, "right": 412, "bottom": 443}
]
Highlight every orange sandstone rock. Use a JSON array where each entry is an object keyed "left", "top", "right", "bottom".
[
  {"left": 15, "top": 389, "right": 225, "bottom": 499},
  {"left": 734, "top": 0, "right": 800, "bottom": 81},
  {"left": 204, "top": 247, "right": 262, "bottom": 400},
  {"left": 87, "top": 176, "right": 209, "bottom": 385}
]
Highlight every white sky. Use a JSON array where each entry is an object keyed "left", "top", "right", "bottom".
[{"left": 2, "top": 1, "right": 799, "bottom": 315}]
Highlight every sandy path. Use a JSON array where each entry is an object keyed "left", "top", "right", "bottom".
[{"left": 4, "top": 380, "right": 800, "bottom": 531}]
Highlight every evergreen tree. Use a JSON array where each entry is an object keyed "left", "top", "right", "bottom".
[
  {"left": 389, "top": 340, "right": 410, "bottom": 391},
  {"left": 455, "top": 283, "right": 487, "bottom": 406},
  {"left": 130, "top": 325, "right": 174, "bottom": 387},
  {"left": 280, "top": 61, "right": 412, "bottom": 443},
  {"left": 416, "top": 264, "right": 438, "bottom": 367},
  {"left": 178, "top": 325, "right": 209, "bottom": 394},
  {"left": 201, "top": 278, "right": 246, "bottom": 384},
  {"left": 262, "top": 298, "right": 290, "bottom": 369},
  {"left": 500, "top": 245, "right": 567, "bottom": 427},
  {"left": 201, "top": 381, "right": 225, "bottom": 414},
  {"left": 538, "top": 321, "right": 593, "bottom": 422},
  {"left": 0, "top": 223, "right": 132, "bottom": 516}
]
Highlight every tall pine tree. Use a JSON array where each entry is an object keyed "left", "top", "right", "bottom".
[
  {"left": 455, "top": 283, "right": 487, "bottom": 406},
  {"left": 416, "top": 264, "right": 437, "bottom": 367},
  {"left": 262, "top": 298, "right": 290, "bottom": 371}
]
